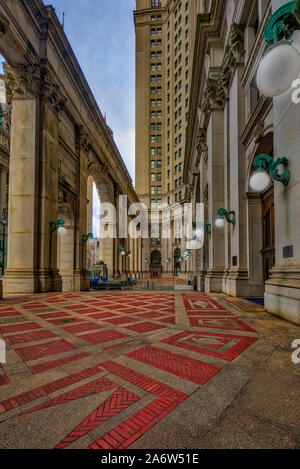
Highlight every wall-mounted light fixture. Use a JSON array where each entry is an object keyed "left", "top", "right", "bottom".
[
  {"left": 183, "top": 249, "right": 191, "bottom": 260},
  {"left": 118, "top": 247, "right": 126, "bottom": 256},
  {"left": 126, "top": 251, "right": 132, "bottom": 258},
  {"left": 49, "top": 218, "right": 66, "bottom": 269},
  {"left": 215, "top": 209, "right": 236, "bottom": 228},
  {"left": 83, "top": 233, "right": 94, "bottom": 245},
  {"left": 250, "top": 153, "right": 290, "bottom": 192},
  {"left": 145, "top": 258, "right": 149, "bottom": 264},
  {"left": 166, "top": 257, "right": 171, "bottom": 263},
  {"left": 256, "top": 1, "right": 300, "bottom": 97}
]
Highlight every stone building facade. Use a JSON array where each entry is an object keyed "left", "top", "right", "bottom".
[
  {"left": 0, "top": 0, "right": 142, "bottom": 295},
  {"left": 184, "top": 0, "right": 300, "bottom": 324},
  {"left": 134, "top": 0, "right": 202, "bottom": 279}
]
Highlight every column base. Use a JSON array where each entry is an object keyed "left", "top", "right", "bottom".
[
  {"left": 2, "top": 269, "right": 62, "bottom": 294},
  {"left": 205, "top": 270, "right": 225, "bottom": 293},
  {"left": 265, "top": 267, "right": 300, "bottom": 325},
  {"left": 74, "top": 270, "right": 90, "bottom": 292},
  {"left": 222, "top": 270, "right": 264, "bottom": 297},
  {"left": 197, "top": 272, "right": 207, "bottom": 292}
]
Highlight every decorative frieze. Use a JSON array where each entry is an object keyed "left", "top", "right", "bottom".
[{"left": 196, "top": 128, "right": 207, "bottom": 153}]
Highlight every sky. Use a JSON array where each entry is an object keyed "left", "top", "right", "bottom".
[{"left": 50, "top": 0, "right": 136, "bottom": 182}]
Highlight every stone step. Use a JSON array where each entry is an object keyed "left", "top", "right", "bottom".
[{"left": 174, "top": 285, "right": 194, "bottom": 291}]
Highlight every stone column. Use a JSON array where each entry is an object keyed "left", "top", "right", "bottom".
[
  {"left": 205, "top": 107, "right": 226, "bottom": 292},
  {"left": 74, "top": 126, "right": 90, "bottom": 291},
  {"left": 264, "top": 0, "right": 300, "bottom": 324},
  {"left": 3, "top": 65, "right": 65, "bottom": 293}
]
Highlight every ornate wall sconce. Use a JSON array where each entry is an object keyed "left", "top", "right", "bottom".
[
  {"left": 256, "top": 1, "right": 300, "bottom": 97},
  {"left": 49, "top": 218, "right": 66, "bottom": 269},
  {"left": 144, "top": 258, "right": 149, "bottom": 264},
  {"left": 82, "top": 233, "right": 94, "bottom": 245},
  {"left": 215, "top": 209, "right": 236, "bottom": 228},
  {"left": 166, "top": 257, "right": 171, "bottom": 263},
  {"left": 126, "top": 251, "right": 132, "bottom": 258},
  {"left": 118, "top": 247, "right": 126, "bottom": 256},
  {"left": 250, "top": 153, "right": 290, "bottom": 192}
]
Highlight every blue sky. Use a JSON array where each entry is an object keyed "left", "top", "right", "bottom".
[{"left": 51, "top": 0, "right": 136, "bottom": 182}]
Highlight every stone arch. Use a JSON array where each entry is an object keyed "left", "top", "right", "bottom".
[{"left": 88, "top": 161, "right": 115, "bottom": 278}]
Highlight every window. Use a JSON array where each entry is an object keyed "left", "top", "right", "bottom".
[
  {"left": 157, "top": 173, "right": 162, "bottom": 181},
  {"left": 151, "top": 173, "right": 156, "bottom": 181},
  {"left": 157, "top": 160, "right": 162, "bottom": 168},
  {"left": 151, "top": 187, "right": 156, "bottom": 195},
  {"left": 150, "top": 160, "right": 156, "bottom": 169},
  {"left": 151, "top": 0, "right": 162, "bottom": 7},
  {"left": 157, "top": 186, "right": 162, "bottom": 195}
]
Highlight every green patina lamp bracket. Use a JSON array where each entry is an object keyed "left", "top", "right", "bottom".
[
  {"left": 217, "top": 208, "right": 236, "bottom": 225},
  {"left": 264, "top": 1, "right": 300, "bottom": 45},
  {"left": 254, "top": 154, "right": 290, "bottom": 185},
  {"left": 82, "top": 233, "right": 93, "bottom": 244},
  {"left": 49, "top": 218, "right": 65, "bottom": 233}
]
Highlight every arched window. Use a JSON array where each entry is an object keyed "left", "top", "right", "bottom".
[{"left": 151, "top": 250, "right": 161, "bottom": 265}]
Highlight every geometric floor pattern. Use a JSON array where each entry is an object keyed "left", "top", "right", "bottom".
[{"left": 0, "top": 291, "right": 259, "bottom": 449}]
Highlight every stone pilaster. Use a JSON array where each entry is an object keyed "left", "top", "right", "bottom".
[
  {"left": 2, "top": 65, "right": 65, "bottom": 293},
  {"left": 74, "top": 125, "right": 90, "bottom": 291}
]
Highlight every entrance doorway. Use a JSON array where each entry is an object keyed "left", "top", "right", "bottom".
[
  {"left": 262, "top": 186, "right": 275, "bottom": 282},
  {"left": 150, "top": 250, "right": 162, "bottom": 278}
]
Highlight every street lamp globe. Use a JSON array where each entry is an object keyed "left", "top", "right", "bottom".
[
  {"left": 256, "top": 41, "right": 300, "bottom": 97},
  {"left": 215, "top": 217, "right": 225, "bottom": 229},
  {"left": 88, "top": 237, "right": 94, "bottom": 245},
  {"left": 194, "top": 228, "right": 204, "bottom": 239},
  {"left": 58, "top": 226, "right": 67, "bottom": 236},
  {"left": 250, "top": 170, "right": 271, "bottom": 192}
]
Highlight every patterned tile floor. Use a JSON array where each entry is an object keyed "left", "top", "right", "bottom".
[{"left": 0, "top": 291, "right": 299, "bottom": 449}]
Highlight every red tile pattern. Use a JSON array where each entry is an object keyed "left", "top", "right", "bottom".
[
  {"left": 56, "top": 388, "right": 140, "bottom": 449},
  {"left": 80, "top": 329, "right": 128, "bottom": 345},
  {"left": 4, "top": 329, "right": 56, "bottom": 345},
  {"left": 29, "top": 353, "right": 90, "bottom": 375},
  {"left": 127, "top": 345, "right": 221, "bottom": 385},
  {"left": 162, "top": 330, "right": 258, "bottom": 362},
  {"left": 15, "top": 339, "right": 77, "bottom": 361},
  {"left": 0, "top": 292, "right": 258, "bottom": 449},
  {"left": 19, "top": 376, "right": 118, "bottom": 416}
]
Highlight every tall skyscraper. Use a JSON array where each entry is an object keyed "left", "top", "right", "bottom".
[{"left": 134, "top": 0, "right": 201, "bottom": 278}]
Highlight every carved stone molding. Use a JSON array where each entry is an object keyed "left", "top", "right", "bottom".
[
  {"left": 218, "top": 24, "right": 245, "bottom": 103},
  {"left": 202, "top": 77, "right": 224, "bottom": 119},
  {"left": 0, "top": 13, "right": 9, "bottom": 39},
  {"left": 76, "top": 125, "right": 91, "bottom": 153},
  {"left": 4, "top": 64, "right": 41, "bottom": 104},
  {"left": 43, "top": 71, "right": 67, "bottom": 116},
  {"left": 196, "top": 127, "right": 207, "bottom": 153}
]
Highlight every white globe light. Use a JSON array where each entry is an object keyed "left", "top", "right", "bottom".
[
  {"left": 88, "top": 237, "right": 94, "bottom": 245},
  {"left": 58, "top": 226, "right": 67, "bottom": 236},
  {"left": 256, "top": 42, "right": 300, "bottom": 97},
  {"left": 215, "top": 217, "right": 225, "bottom": 229},
  {"left": 250, "top": 170, "right": 271, "bottom": 193},
  {"left": 194, "top": 228, "right": 204, "bottom": 239}
]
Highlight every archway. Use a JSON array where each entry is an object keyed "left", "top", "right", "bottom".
[
  {"left": 150, "top": 250, "right": 162, "bottom": 278},
  {"left": 246, "top": 131, "right": 274, "bottom": 297},
  {"left": 174, "top": 248, "right": 181, "bottom": 277}
]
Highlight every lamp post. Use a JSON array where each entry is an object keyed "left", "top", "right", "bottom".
[
  {"left": 256, "top": 1, "right": 300, "bottom": 97},
  {"left": 215, "top": 209, "right": 236, "bottom": 228},
  {"left": 0, "top": 208, "right": 7, "bottom": 277},
  {"left": 250, "top": 153, "right": 290, "bottom": 192}
]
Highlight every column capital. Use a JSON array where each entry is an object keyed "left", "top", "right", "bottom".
[{"left": 4, "top": 64, "right": 41, "bottom": 103}]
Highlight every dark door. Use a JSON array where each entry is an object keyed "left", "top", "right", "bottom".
[{"left": 262, "top": 187, "right": 275, "bottom": 281}]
